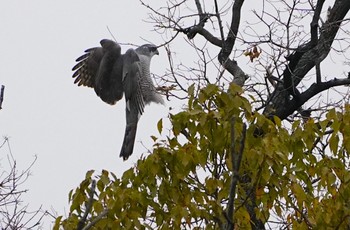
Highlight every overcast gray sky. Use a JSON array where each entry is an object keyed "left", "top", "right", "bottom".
[
  {"left": 0, "top": 1, "right": 173, "bottom": 228},
  {"left": 1, "top": 0, "right": 348, "bottom": 228}
]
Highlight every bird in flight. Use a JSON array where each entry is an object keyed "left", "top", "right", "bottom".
[{"left": 72, "top": 39, "right": 164, "bottom": 160}]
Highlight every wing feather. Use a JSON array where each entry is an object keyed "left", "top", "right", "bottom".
[
  {"left": 94, "top": 39, "right": 123, "bottom": 104},
  {"left": 71, "top": 39, "right": 124, "bottom": 104},
  {"left": 72, "top": 47, "right": 103, "bottom": 88},
  {"left": 75, "top": 52, "right": 90, "bottom": 62},
  {"left": 122, "top": 49, "right": 145, "bottom": 116}
]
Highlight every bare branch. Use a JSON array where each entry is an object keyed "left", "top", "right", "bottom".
[
  {"left": 264, "top": 0, "right": 350, "bottom": 119},
  {"left": 0, "top": 85, "right": 4, "bottom": 110},
  {"left": 218, "top": 0, "right": 248, "bottom": 86},
  {"left": 214, "top": 0, "right": 225, "bottom": 43},
  {"left": 182, "top": 26, "right": 222, "bottom": 47},
  {"left": 310, "top": 0, "right": 325, "bottom": 46},
  {"left": 273, "top": 77, "right": 350, "bottom": 120},
  {"left": 0, "top": 138, "right": 47, "bottom": 229}
]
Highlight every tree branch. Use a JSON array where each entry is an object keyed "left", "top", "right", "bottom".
[
  {"left": 186, "top": 0, "right": 209, "bottom": 39},
  {"left": 176, "top": 0, "right": 222, "bottom": 46},
  {"left": 0, "top": 85, "right": 4, "bottom": 110},
  {"left": 77, "top": 180, "right": 96, "bottom": 230},
  {"left": 310, "top": 0, "right": 325, "bottom": 46},
  {"left": 218, "top": 0, "right": 248, "bottom": 86},
  {"left": 275, "top": 77, "right": 350, "bottom": 120},
  {"left": 81, "top": 209, "right": 109, "bottom": 230},
  {"left": 214, "top": 0, "right": 225, "bottom": 43},
  {"left": 264, "top": 0, "right": 350, "bottom": 119},
  {"left": 226, "top": 119, "right": 246, "bottom": 230},
  {"left": 290, "top": 202, "right": 313, "bottom": 228},
  {"left": 181, "top": 26, "right": 222, "bottom": 46}
]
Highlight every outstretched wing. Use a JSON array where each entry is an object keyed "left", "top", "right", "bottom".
[
  {"left": 72, "top": 39, "right": 124, "bottom": 105},
  {"left": 72, "top": 47, "right": 103, "bottom": 88},
  {"left": 119, "top": 48, "right": 145, "bottom": 160}
]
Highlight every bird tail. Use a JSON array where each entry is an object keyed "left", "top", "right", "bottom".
[{"left": 120, "top": 122, "right": 138, "bottom": 160}]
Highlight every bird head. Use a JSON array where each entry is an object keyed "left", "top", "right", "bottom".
[{"left": 136, "top": 44, "right": 159, "bottom": 57}]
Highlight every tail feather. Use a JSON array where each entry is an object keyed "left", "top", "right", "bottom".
[{"left": 119, "top": 122, "right": 138, "bottom": 160}]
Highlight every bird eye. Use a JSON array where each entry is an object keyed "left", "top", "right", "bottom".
[{"left": 149, "top": 46, "right": 157, "bottom": 52}]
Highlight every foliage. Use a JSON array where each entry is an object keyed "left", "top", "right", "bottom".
[
  {"left": 57, "top": 0, "right": 350, "bottom": 229},
  {"left": 56, "top": 84, "right": 350, "bottom": 229}
]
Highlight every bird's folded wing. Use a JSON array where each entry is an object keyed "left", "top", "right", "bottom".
[{"left": 122, "top": 49, "right": 145, "bottom": 116}]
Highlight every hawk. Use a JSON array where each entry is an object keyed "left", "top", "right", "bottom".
[{"left": 72, "top": 39, "right": 164, "bottom": 160}]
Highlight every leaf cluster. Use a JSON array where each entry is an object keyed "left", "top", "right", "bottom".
[{"left": 56, "top": 85, "right": 350, "bottom": 229}]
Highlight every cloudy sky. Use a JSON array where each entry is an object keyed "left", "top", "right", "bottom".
[
  {"left": 0, "top": 1, "right": 174, "bottom": 228},
  {"left": 0, "top": 0, "right": 348, "bottom": 228}
]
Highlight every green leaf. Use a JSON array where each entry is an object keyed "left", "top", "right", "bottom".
[
  {"left": 203, "top": 84, "right": 218, "bottom": 96},
  {"left": 205, "top": 178, "right": 217, "bottom": 194},
  {"left": 329, "top": 133, "right": 339, "bottom": 154},
  {"left": 188, "top": 84, "right": 195, "bottom": 96},
  {"left": 68, "top": 189, "right": 73, "bottom": 202},
  {"left": 93, "top": 201, "right": 104, "bottom": 213},
  {"left": 53, "top": 216, "right": 62, "bottom": 230},
  {"left": 150, "top": 135, "right": 158, "bottom": 142},
  {"left": 85, "top": 170, "right": 94, "bottom": 179},
  {"left": 157, "top": 118, "right": 163, "bottom": 134},
  {"left": 228, "top": 82, "right": 243, "bottom": 95},
  {"left": 326, "top": 108, "right": 336, "bottom": 120},
  {"left": 291, "top": 182, "right": 306, "bottom": 205},
  {"left": 273, "top": 116, "right": 281, "bottom": 127}
]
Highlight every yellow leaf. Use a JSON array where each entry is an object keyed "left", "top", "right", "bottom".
[
  {"left": 291, "top": 182, "right": 306, "bottom": 202},
  {"left": 157, "top": 118, "right": 163, "bottom": 134},
  {"left": 273, "top": 116, "right": 281, "bottom": 127},
  {"left": 53, "top": 216, "right": 62, "bottom": 230},
  {"left": 329, "top": 133, "right": 339, "bottom": 154}
]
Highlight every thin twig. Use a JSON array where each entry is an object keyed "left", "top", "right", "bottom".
[
  {"left": 290, "top": 202, "right": 313, "bottom": 228},
  {"left": 214, "top": 0, "right": 225, "bottom": 43},
  {"left": 106, "top": 26, "right": 117, "bottom": 42},
  {"left": 315, "top": 64, "right": 321, "bottom": 84}
]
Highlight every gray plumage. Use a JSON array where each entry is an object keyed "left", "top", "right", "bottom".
[{"left": 72, "top": 39, "right": 164, "bottom": 160}]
